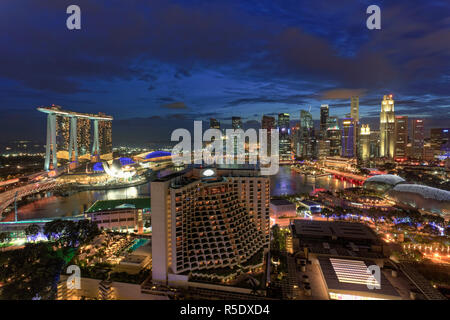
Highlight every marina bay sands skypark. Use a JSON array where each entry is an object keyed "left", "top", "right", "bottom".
[{"left": 37, "top": 105, "right": 113, "bottom": 171}]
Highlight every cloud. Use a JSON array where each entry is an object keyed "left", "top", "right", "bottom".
[
  {"left": 320, "top": 88, "right": 368, "bottom": 100},
  {"left": 161, "top": 101, "right": 188, "bottom": 109}
]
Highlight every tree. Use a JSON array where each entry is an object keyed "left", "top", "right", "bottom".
[
  {"left": 25, "top": 224, "right": 41, "bottom": 240},
  {"left": 0, "top": 232, "right": 11, "bottom": 244}
]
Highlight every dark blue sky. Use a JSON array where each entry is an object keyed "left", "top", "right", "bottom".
[{"left": 0, "top": 0, "right": 449, "bottom": 145}]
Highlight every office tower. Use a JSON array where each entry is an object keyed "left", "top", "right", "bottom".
[
  {"left": 370, "top": 130, "right": 380, "bottom": 158},
  {"left": 261, "top": 115, "right": 276, "bottom": 155},
  {"left": 291, "top": 124, "right": 301, "bottom": 157},
  {"left": 359, "top": 124, "right": 370, "bottom": 165},
  {"left": 320, "top": 105, "right": 329, "bottom": 139},
  {"left": 98, "top": 119, "right": 113, "bottom": 159},
  {"left": 341, "top": 118, "right": 356, "bottom": 158},
  {"left": 209, "top": 118, "right": 220, "bottom": 130},
  {"left": 412, "top": 119, "right": 424, "bottom": 160},
  {"left": 318, "top": 140, "right": 330, "bottom": 159},
  {"left": 380, "top": 95, "right": 395, "bottom": 158},
  {"left": 151, "top": 167, "right": 270, "bottom": 285},
  {"left": 351, "top": 96, "right": 359, "bottom": 122},
  {"left": 430, "top": 128, "right": 450, "bottom": 159},
  {"left": 326, "top": 116, "right": 341, "bottom": 156},
  {"left": 77, "top": 117, "right": 91, "bottom": 156},
  {"left": 299, "top": 110, "right": 314, "bottom": 159},
  {"left": 394, "top": 116, "right": 408, "bottom": 161},
  {"left": 278, "top": 113, "right": 291, "bottom": 161}
]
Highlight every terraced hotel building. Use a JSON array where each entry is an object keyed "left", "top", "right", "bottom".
[{"left": 151, "top": 166, "right": 270, "bottom": 285}]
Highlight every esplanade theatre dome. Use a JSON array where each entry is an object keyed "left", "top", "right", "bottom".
[{"left": 363, "top": 174, "right": 406, "bottom": 193}]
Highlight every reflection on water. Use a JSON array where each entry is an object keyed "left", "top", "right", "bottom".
[
  {"left": 270, "top": 165, "right": 355, "bottom": 196},
  {"left": 6, "top": 165, "right": 355, "bottom": 221}
]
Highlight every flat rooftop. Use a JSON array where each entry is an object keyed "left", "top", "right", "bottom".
[
  {"left": 317, "top": 256, "right": 401, "bottom": 299},
  {"left": 292, "top": 220, "right": 378, "bottom": 242},
  {"left": 270, "top": 199, "right": 295, "bottom": 206},
  {"left": 86, "top": 197, "right": 150, "bottom": 213}
]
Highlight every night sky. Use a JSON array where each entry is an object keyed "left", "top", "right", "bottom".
[{"left": 0, "top": 0, "right": 449, "bottom": 146}]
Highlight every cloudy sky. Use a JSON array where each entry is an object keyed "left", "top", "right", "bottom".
[{"left": 0, "top": 0, "right": 449, "bottom": 145}]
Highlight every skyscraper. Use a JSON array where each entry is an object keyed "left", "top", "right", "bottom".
[
  {"left": 412, "top": 119, "right": 424, "bottom": 160},
  {"left": 430, "top": 128, "right": 449, "bottom": 159},
  {"left": 370, "top": 131, "right": 380, "bottom": 158},
  {"left": 278, "top": 113, "right": 291, "bottom": 161},
  {"left": 380, "top": 95, "right": 395, "bottom": 159},
  {"left": 151, "top": 167, "right": 270, "bottom": 285},
  {"left": 320, "top": 104, "right": 329, "bottom": 139},
  {"left": 351, "top": 96, "right": 359, "bottom": 122},
  {"left": 299, "top": 110, "right": 314, "bottom": 159},
  {"left": 77, "top": 117, "right": 91, "bottom": 157},
  {"left": 56, "top": 115, "right": 70, "bottom": 158},
  {"left": 261, "top": 115, "right": 276, "bottom": 155},
  {"left": 359, "top": 124, "right": 370, "bottom": 165},
  {"left": 341, "top": 118, "right": 356, "bottom": 158},
  {"left": 98, "top": 119, "right": 112, "bottom": 160},
  {"left": 326, "top": 116, "right": 341, "bottom": 156},
  {"left": 394, "top": 116, "right": 408, "bottom": 161}
]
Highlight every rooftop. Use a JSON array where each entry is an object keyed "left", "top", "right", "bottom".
[
  {"left": 292, "top": 220, "right": 378, "bottom": 242},
  {"left": 86, "top": 197, "right": 151, "bottom": 213},
  {"left": 270, "top": 199, "right": 295, "bottom": 206},
  {"left": 318, "top": 257, "right": 401, "bottom": 299},
  {"left": 392, "top": 184, "right": 450, "bottom": 202},
  {"left": 364, "top": 174, "right": 406, "bottom": 186}
]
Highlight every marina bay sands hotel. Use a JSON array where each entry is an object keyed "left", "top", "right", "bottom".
[{"left": 38, "top": 105, "right": 113, "bottom": 171}]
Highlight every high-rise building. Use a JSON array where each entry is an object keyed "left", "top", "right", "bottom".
[
  {"left": 341, "top": 118, "right": 356, "bottom": 158},
  {"left": 151, "top": 166, "right": 270, "bottom": 285},
  {"left": 209, "top": 118, "right": 220, "bottom": 129},
  {"left": 359, "top": 124, "right": 370, "bottom": 165},
  {"left": 299, "top": 110, "right": 314, "bottom": 159},
  {"left": 394, "top": 116, "right": 408, "bottom": 161},
  {"left": 380, "top": 95, "right": 395, "bottom": 159},
  {"left": 56, "top": 115, "right": 70, "bottom": 154},
  {"left": 370, "top": 131, "right": 380, "bottom": 158},
  {"left": 412, "top": 119, "right": 424, "bottom": 160},
  {"left": 351, "top": 96, "right": 359, "bottom": 122},
  {"left": 261, "top": 115, "right": 276, "bottom": 155},
  {"left": 77, "top": 118, "right": 91, "bottom": 157},
  {"left": 326, "top": 116, "right": 341, "bottom": 156},
  {"left": 278, "top": 113, "right": 291, "bottom": 161},
  {"left": 320, "top": 105, "right": 329, "bottom": 139},
  {"left": 430, "top": 128, "right": 450, "bottom": 159},
  {"left": 98, "top": 119, "right": 112, "bottom": 159}
]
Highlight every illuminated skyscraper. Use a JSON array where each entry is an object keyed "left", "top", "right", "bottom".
[
  {"left": 380, "top": 95, "right": 395, "bottom": 158},
  {"left": 320, "top": 104, "right": 329, "bottom": 139},
  {"left": 394, "top": 116, "right": 408, "bottom": 161},
  {"left": 370, "top": 130, "right": 380, "bottom": 158},
  {"left": 262, "top": 115, "right": 276, "bottom": 155},
  {"left": 98, "top": 119, "right": 113, "bottom": 160},
  {"left": 341, "top": 118, "right": 356, "bottom": 158},
  {"left": 351, "top": 96, "right": 359, "bottom": 122},
  {"left": 326, "top": 116, "right": 341, "bottom": 156},
  {"left": 77, "top": 117, "right": 91, "bottom": 156},
  {"left": 56, "top": 115, "right": 70, "bottom": 155},
  {"left": 299, "top": 110, "right": 314, "bottom": 159},
  {"left": 278, "top": 113, "right": 291, "bottom": 161},
  {"left": 359, "top": 124, "right": 370, "bottom": 165},
  {"left": 412, "top": 119, "right": 424, "bottom": 160},
  {"left": 430, "top": 128, "right": 450, "bottom": 159}
]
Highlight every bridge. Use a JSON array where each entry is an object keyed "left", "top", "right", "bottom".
[
  {"left": 0, "top": 180, "right": 65, "bottom": 217},
  {"left": 322, "top": 168, "right": 367, "bottom": 185}
]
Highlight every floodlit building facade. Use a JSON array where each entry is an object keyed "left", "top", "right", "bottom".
[{"left": 380, "top": 95, "right": 395, "bottom": 159}]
